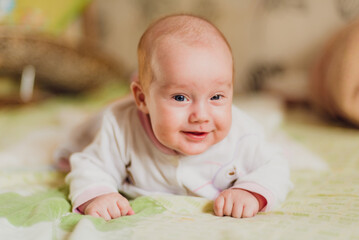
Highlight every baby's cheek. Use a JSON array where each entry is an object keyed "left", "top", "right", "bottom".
[
  {"left": 215, "top": 114, "right": 231, "bottom": 136},
  {"left": 222, "top": 116, "right": 232, "bottom": 134},
  {"left": 153, "top": 122, "right": 177, "bottom": 145}
]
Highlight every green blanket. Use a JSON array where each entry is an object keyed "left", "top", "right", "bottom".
[{"left": 1, "top": 84, "right": 359, "bottom": 240}]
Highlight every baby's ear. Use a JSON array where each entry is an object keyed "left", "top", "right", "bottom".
[{"left": 131, "top": 81, "right": 149, "bottom": 114}]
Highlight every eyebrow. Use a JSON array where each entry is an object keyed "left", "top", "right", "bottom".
[{"left": 213, "top": 79, "right": 233, "bottom": 87}]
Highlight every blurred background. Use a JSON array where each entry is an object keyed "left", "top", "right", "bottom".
[
  {"left": 1, "top": 0, "right": 359, "bottom": 129},
  {"left": 2, "top": 2, "right": 359, "bottom": 237}
]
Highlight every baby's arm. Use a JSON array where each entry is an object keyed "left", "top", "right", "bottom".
[
  {"left": 66, "top": 109, "right": 133, "bottom": 217},
  {"left": 214, "top": 109, "right": 292, "bottom": 218},
  {"left": 213, "top": 189, "right": 266, "bottom": 218},
  {"left": 78, "top": 193, "right": 134, "bottom": 221}
]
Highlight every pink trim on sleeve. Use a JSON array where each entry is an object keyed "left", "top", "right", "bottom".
[
  {"left": 231, "top": 182, "right": 275, "bottom": 212},
  {"left": 72, "top": 186, "right": 117, "bottom": 213}
]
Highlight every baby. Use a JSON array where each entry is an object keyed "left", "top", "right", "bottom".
[{"left": 65, "top": 14, "right": 292, "bottom": 220}]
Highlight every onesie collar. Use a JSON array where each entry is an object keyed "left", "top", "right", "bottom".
[{"left": 137, "top": 110, "right": 179, "bottom": 156}]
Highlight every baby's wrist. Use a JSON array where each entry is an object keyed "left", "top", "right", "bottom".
[{"left": 249, "top": 191, "right": 267, "bottom": 211}]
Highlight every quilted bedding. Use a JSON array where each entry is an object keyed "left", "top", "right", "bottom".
[{"left": 1, "top": 84, "right": 358, "bottom": 240}]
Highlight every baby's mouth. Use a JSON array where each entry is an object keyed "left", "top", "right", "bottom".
[{"left": 182, "top": 131, "right": 209, "bottom": 141}]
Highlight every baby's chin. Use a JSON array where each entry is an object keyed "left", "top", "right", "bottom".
[
  {"left": 174, "top": 144, "right": 212, "bottom": 156},
  {"left": 169, "top": 135, "right": 226, "bottom": 156}
]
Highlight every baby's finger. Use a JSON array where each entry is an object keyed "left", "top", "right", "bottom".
[
  {"left": 108, "top": 203, "right": 122, "bottom": 219},
  {"left": 223, "top": 196, "right": 233, "bottom": 216},
  {"left": 214, "top": 195, "right": 224, "bottom": 216},
  {"left": 232, "top": 202, "right": 244, "bottom": 218},
  {"left": 98, "top": 208, "right": 112, "bottom": 221},
  {"left": 117, "top": 199, "right": 131, "bottom": 216},
  {"left": 127, "top": 209, "right": 135, "bottom": 215},
  {"left": 242, "top": 204, "right": 257, "bottom": 218}
]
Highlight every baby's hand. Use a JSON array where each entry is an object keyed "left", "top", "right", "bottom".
[
  {"left": 78, "top": 192, "right": 135, "bottom": 221},
  {"left": 213, "top": 189, "right": 266, "bottom": 218}
]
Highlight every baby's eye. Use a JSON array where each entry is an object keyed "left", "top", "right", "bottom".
[
  {"left": 173, "top": 95, "right": 188, "bottom": 102},
  {"left": 211, "top": 94, "right": 223, "bottom": 100}
]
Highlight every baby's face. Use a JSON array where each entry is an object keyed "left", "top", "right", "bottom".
[{"left": 144, "top": 41, "right": 233, "bottom": 155}]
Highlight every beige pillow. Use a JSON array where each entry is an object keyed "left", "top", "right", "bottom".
[{"left": 311, "top": 18, "right": 359, "bottom": 127}]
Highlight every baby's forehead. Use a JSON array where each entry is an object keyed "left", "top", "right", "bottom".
[
  {"left": 152, "top": 33, "right": 229, "bottom": 66},
  {"left": 154, "top": 36, "right": 212, "bottom": 54}
]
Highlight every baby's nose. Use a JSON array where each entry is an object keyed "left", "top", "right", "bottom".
[{"left": 189, "top": 103, "right": 210, "bottom": 123}]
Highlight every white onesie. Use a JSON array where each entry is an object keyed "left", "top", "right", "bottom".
[{"left": 66, "top": 97, "right": 292, "bottom": 212}]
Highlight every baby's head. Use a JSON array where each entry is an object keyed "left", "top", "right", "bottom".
[{"left": 131, "top": 14, "right": 234, "bottom": 155}]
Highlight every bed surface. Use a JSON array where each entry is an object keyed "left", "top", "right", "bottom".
[{"left": 1, "top": 84, "right": 358, "bottom": 240}]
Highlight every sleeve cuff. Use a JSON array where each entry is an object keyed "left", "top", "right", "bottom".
[{"left": 231, "top": 182, "right": 276, "bottom": 212}]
